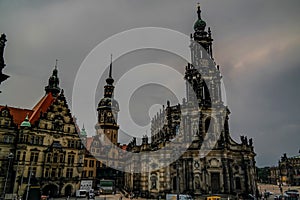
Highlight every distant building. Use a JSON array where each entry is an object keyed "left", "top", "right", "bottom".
[
  {"left": 0, "top": 65, "right": 84, "bottom": 198},
  {"left": 270, "top": 153, "right": 300, "bottom": 186}
]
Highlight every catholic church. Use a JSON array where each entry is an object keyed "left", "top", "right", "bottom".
[
  {"left": 0, "top": 4, "right": 258, "bottom": 199},
  {"left": 120, "top": 5, "right": 258, "bottom": 198}
]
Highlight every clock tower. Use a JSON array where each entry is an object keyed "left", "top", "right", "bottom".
[{"left": 95, "top": 57, "right": 119, "bottom": 145}]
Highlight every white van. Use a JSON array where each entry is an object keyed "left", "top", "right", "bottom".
[
  {"left": 166, "top": 194, "right": 193, "bottom": 200},
  {"left": 76, "top": 189, "right": 87, "bottom": 198}
]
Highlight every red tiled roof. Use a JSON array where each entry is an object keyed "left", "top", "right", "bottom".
[
  {"left": 86, "top": 137, "right": 94, "bottom": 151},
  {"left": 0, "top": 105, "right": 33, "bottom": 126},
  {"left": 29, "top": 93, "right": 55, "bottom": 123},
  {"left": 0, "top": 93, "right": 55, "bottom": 126}
]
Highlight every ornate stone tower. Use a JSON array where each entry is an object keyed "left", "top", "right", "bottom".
[
  {"left": 45, "top": 61, "right": 61, "bottom": 97},
  {"left": 0, "top": 33, "right": 9, "bottom": 88},
  {"left": 185, "top": 4, "right": 222, "bottom": 108},
  {"left": 95, "top": 57, "right": 119, "bottom": 145}
]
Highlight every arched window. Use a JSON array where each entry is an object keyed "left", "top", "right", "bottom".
[{"left": 204, "top": 117, "right": 215, "bottom": 133}]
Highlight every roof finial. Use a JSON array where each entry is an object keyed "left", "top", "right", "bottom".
[
  {"left": 109, "top": 54, "right": 112, "bottom": 78},
  {"left": 197, "top": 3, "right": 201, "bottom": 19},
  {"left": 105, "top": 54, "right": 114, "bottom": 85},
  {"left": 55, "top": 59, "right": 58, "bottom": 69}
]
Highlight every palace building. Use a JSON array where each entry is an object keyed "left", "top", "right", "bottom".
[
  {"left": 0, "top": 49, "right": 84, "bottom": 198},
  {"left": 123, "top": 5, "right": 258, "bottom": 198}
]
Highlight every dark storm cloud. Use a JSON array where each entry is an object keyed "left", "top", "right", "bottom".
[{"left": 0, "top": 0, "right": 299, "bottom": 166}]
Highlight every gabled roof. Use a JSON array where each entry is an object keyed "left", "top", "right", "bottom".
[
  {"left": 0, "top": 93, "right": 55, "bottom": 127},
  {"left": 0, "top": 105, "right": 33, "bottom": 126},
  {"left": 30, "top": 93, "right": 55, "bottom": 123}
]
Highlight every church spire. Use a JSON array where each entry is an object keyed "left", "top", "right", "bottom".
[
  {"left": 104, "top": 55, "right": 115, "bottom": 98},
  {"left": 45, "top": 60, "right": 60, "bottom": 97},
  {"left": 192, "top": 4, "right": 214, "bottom": 59},
  {"left": 106, "top": 54, "right": 114, "bottom": 86}
]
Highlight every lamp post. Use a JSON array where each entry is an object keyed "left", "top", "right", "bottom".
[
  {"left": 2, "top": 152, "right": 14, "bottom": 198},
  {"left": 172, "top": 146, "right": 181, "bottom": 200},
  {"left": 176, "top": 159, "right": 180, "bottom": 200}
]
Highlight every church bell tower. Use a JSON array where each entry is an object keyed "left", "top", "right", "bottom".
[{"left": 95, "top": 56, "right": 120, "bottom": 145}]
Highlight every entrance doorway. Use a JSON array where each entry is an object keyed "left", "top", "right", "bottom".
[
  {"left": 42, "top": 184, "right": 59, "bottom": 197},
  {"left": 211, "top": 172, "right": 220, "bottom": 194},
  {"left": 64, "top": 185, "right": 73, "bottom": 197}
]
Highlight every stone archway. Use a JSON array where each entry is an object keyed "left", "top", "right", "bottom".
[
  {"left": 42, "top": 184, "right": 59, "bottom": 197},
  {"left": 64, "top": 184, "right": 73, "bottom": 197}
]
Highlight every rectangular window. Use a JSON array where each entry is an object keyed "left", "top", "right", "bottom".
[
  {"left": 51, "top": 168, "right": 56, "bottom": 177},
  {"left": 35, "top": 137, "right": 39, "bottom": 145},
  {"left": 19, "top": 135, "right": 23, "bottom": 143},
  {"left": 47, "top": 154, "right": 51, "bottom": 163},
  {"left": 59, "top": 154, "right": 64, "bottom": 163},
  {"left": 58, "top": 168, "right": 62, "bottom": 177},
  {"left": 84, "top": 160, "right": 88, "bottom": 167},
  {"left": 16, "top": 151, "right": 21, "bottom": 161},
  {"left": 88, "top": 170, "right": 93, "bottom": 177},
  {"left": 89, "top": 160, "right": 94, "bottom": 168},
  {"left": 30, "top": 152, "right": 39, "bottom": 163},
  {"left": 45, "top": 168, "right": 49, "bottom": 177},
  {"left": 66, "top": 168, "right": 73, "bottom": 178},
  {"left": 39, "top": 137, "right": 43, "bottom": 145},
  {"left": 67, "top": 155, "right": 75, "bottom": 165},
  {"left": 53, "top": 153, "right": 58, "bottom": 163},
  {"left": 22, "top": 152, "right": 26, "bottom": 161},
  {"left": 82, "top": 171, "right": 86, "bottom": 178},
  {"left": 28, "top": 167, "right": 37, "bottom": 177},
  {"left": 30, "top": 136, "right": 34, "bottom": 144},
  {"left": 96, "top": 161, "right": 100, "bottom": 168}
]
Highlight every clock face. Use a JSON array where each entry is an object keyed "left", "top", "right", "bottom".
[{"left": 107, "top": 112, "right": 112, "bottom": 117}]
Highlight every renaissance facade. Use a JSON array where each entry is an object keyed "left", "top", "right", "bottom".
[
  {"left": 123, "top": 5, "right": 257, "bottom": 198},
  {"left": 0, "top": 45, "right": 84, "bottom": 198}
]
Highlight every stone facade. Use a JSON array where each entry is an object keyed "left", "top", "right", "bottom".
[
  {"left": 0, "top": 65, "right": 84, "bottom": 198},
  {"left": 123, "top": 5, "right": 257, "bottom": 198}
]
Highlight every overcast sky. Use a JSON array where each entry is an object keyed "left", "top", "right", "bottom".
[{"left": 0, "top": 0, "right": 300, "bottom": 167}]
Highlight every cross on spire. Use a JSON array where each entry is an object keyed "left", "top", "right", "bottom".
[
  {"left": 55, "top": 59, "right": 58, "bottom": 69},
  {"left": 197, "top": 3, "right": 201, "bottom": 19}
]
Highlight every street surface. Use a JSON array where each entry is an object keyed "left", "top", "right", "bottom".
[
  {"left": 51, "top": 184, "right": 300, "bottom": 200},
  {"left": 53, "top": 194, "right": 145, "bottom": 200}
]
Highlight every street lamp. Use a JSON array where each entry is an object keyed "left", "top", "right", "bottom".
[{"left": 2, "top": 152, "right": 14, "bottom": 198}]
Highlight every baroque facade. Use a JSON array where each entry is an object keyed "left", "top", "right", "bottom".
[
  {"left": 0, "top": 54, "right": 84, "bottom": 198},
  {"left": 123, "top": 5, "right": 257, "bottom": 198}
]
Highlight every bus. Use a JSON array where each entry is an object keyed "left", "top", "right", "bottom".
[{"left": 99, "top": 180, "right": 115, "bottom": 194}]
